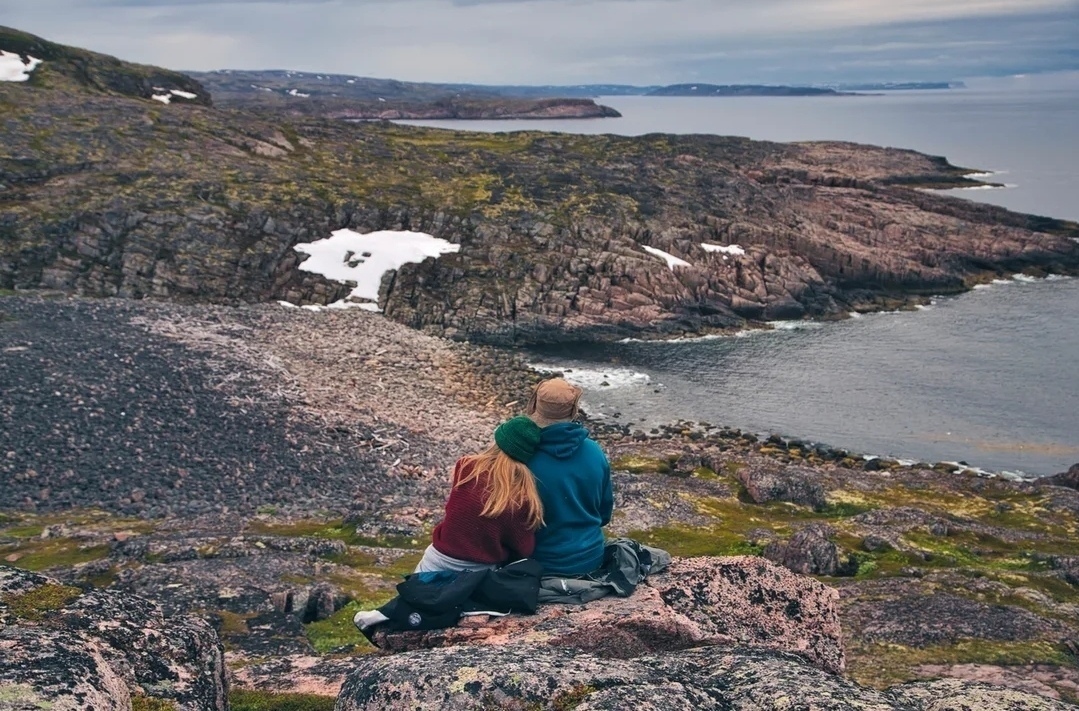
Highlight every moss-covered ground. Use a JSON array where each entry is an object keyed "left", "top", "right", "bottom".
[
  {"left": 611, "top": 446, "right": 1079, "bottom": 695},
  {"left": 229, "top": 689, "right": 335, "bottom": 711},
  {"left": 2, "top": 582, "right": 82, "bottom": 620}
]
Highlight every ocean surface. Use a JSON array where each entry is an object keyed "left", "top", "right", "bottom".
[{"left": 401, "top": 83, "right": 1079, "bottom": 476}]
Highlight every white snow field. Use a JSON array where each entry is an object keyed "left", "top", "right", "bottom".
[
  {"left": 701, "top": 243, "right": 746, "bottom": 256},
  {"left": 291, "top": 229, "right": 461, "bottom": 311},
  {"left": 0, "top": 51, "right": 43, "bottom": 82},
  {"left": 642, "top": 245, "right": 691, "bottom": 270}
]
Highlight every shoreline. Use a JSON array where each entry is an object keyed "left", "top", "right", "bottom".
[{"left": 4, "top": 291, "right": 1079, "bottom": 705}]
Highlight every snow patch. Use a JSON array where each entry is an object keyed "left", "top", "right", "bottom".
[
  {"left": 151, "top": 94, "right": 172, "bottom": 104},
  {"left": 701, "top": 243, "right": 746, "bottom": 256},
  {"left": 287, "top": 89, "right": 310, "bottom": 98},
  {"left": 0, "top": 51, "right": 43, "bottom": 82},
  {"left": 291, "top": 229, "right": 460, "bottom": 311},
  {"left": 170, "top": 89, "right": 197, "bottom": 100},
  {"left": 642, "top": 246, "right": 691, "bottom": 270}
]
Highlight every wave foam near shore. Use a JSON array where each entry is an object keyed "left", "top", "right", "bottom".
[{"left": 528, "top": 362, "right": 652, "bottom": 390}]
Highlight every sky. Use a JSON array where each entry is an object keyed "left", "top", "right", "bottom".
[{"left": 2, "top": 0, "right": 1078, "bottom": 85}]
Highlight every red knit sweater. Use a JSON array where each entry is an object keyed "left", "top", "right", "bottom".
[{"left": 431, "top": 458, "right": 536, "bottom": 564}]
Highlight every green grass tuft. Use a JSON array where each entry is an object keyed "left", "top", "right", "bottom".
[
  {"left": 229, "top": 689, "right": 336, "bottom": 711},
  {"left": 304, "top": 600, "right": 388, "bottom": 654},
  {"left": 2, "top": 583, "right": 82, "bottom": 620}
]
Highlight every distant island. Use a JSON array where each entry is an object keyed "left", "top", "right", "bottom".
[
  {"left": 182, "top": 71, "right": 970, "bottom": 120},
  {"left": 645, "top": 84, "right": 849, "bottom": 97},
  {"left": 831, "top": 81, "right": 967, "bottom": 91}
]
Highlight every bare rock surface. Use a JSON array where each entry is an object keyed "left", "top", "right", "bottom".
[
  {"left": 764, "top": 524, "right": 856, "bottom": 577},
  {"left": 374, "top": 556, "right": 844, "bottom": 673},
  {"left": 890, "top": 678, "right": 1078, "bottom": 711},
  {"left": 0, "top": 565, "right": 226, "bottom": 710},
  {"left": 335, "top": 643, "right": 1077, "bottom": 710},
  {"left": 1043, "top": 464, "right": 1079, "bottom": 490},
  {"left": 731, "top": 461, "right": 828, "bottom": 509}
]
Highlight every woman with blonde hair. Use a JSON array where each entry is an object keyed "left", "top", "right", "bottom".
[{"left": 413, "top": 415, "right": 545, "bottom": 573}]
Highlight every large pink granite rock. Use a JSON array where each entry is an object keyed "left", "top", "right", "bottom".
[
  {"left": 0, "top": 565, "right": 227, "bottom": 711},
  {"left": 374, "top": 555, "right": 844, "bottom": 674}
]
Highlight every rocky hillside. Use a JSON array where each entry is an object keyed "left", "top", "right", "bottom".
[
  {"left": 0, "top": 26, "right": 209, "bottom": 105},
  {"left": 2, "top": 28, "right": 1078, "bottom": 345},
  {"left": 190, "top": 69, "right": 622, "bottom": 119}
]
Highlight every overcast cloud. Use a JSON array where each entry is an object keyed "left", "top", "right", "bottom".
[{"left": 1, "top": 0, "right": 1077, "bottom": 84}]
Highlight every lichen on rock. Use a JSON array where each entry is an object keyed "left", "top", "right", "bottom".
[{"left": 0, "top": 565, "right": 227, "bottom": 711}]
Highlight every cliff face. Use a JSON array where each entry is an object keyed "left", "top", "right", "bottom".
[{"left": 1, "top": 29, "right": 1077, "bottom": 344}]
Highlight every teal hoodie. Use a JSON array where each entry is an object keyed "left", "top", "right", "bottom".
[{"left": 528, "top": 422, "right": 613, "bottom": 576}]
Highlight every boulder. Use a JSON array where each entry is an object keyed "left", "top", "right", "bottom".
[
  {"left": 1041, "top": 463, "right": 1079, "bottom": 490},
  {"left": 373, "top": 556, "right": 845, "bottom": 674},
  {"left": 731, "top": 462, "right": 828, "bottom": 510},
  {"left": 763, "top": 524, "right": 857, "bottom": 577},
  {"left": 0, "top": 565, "right": 227, "bottom": 711}
]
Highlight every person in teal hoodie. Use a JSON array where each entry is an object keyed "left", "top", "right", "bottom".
[{"left": 525, "top": 378, "right": 614, "bottom": 576}]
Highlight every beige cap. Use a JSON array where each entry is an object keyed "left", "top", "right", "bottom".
[{"left": 527, "top": 378, "right": 583, "bottom": 422}]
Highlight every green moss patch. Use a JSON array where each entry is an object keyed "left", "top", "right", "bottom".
[
  {"left": 627, "top": 524, "right": 763, "bottom": 558},
  {"left": 611, "top": 455, "right": 672, "bottom": 474},
  {"left": 229, "top": 689, "right": 335, "bottom": 711},
  {"left": 848, "top": 639, "right": 1073, "bottom": 689},
  {"left": 217, "top": 610, "right": 256, "bottom": 636},
  {"left": 246, "top": 519, "right": 424, "bottom": 551},
  {"left": 304, "top": 600, "right": 388, "bottom": 654},
  {"left": 2, "top": 583, "right": 82, "bottom": 620},
  {"left": 131, "top": 697, "right": 178, "bottom": 711},
  {"left": 0, "top": 685, "right": 53, "bottom": 709},
  {"left": 3, "top": 540, "right": 110, "bottom": 571}
]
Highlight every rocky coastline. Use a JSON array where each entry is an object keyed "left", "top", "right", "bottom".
[
  {"left": 3, "top": 26, "right": 1079, "bottom": 711},
  {"left": 3, "top": 25, "right": 1079, "bottom": 346},
  {"left": 3, "top": 293, "right": 1079, "bottom": 708},
  {"left": 249, "top": 97, "right": 623, "bottom": 121}
]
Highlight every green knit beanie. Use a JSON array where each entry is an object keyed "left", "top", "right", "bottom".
[{"left": 494, "top": 416, "right": 542, "bottom": 463}]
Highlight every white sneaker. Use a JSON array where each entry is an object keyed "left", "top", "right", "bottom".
[{"left": 353, "top": 609, "right": 389, "bottom": 631}]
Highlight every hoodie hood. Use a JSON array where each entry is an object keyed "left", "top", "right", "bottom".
[{"left": 536, "top": 422, "right": 588, "bottom": 460}]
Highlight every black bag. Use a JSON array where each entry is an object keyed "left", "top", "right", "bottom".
[{"left": 469, "top": 558, "right": 544, "bottom": 614}]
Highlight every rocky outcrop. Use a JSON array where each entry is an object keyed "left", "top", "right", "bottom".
[
  {"left": 1042, "top": 463, "right": 1079, "bottom": 490},
  {"left": 890, "top": 678, "right": 1077, "bottom": 711},
  {"left": 0, "top": 565, "right": 227, "bottom": 710},
  {"left": 763, "top": 524, "right": 857, "bottom": 577},
  {"left": 2, "top": 27, "right": 1077, "bottom": 344},
  {"left": 373, "top": 556, "right": 845, "bottom": 674},
  {"left": 731, "top": 461, "right": 828, "bottom": 509},
  {"left": 342, "top": 555, "right": 1079, "bottom": 709}
]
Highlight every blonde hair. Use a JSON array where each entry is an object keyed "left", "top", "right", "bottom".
[{"left": 457, "top": 445, "right": 544, "bottom": 530}]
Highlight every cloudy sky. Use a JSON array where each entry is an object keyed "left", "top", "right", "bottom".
[{"left": 3, "top": 0, "right": 1078, "bottom": 84}]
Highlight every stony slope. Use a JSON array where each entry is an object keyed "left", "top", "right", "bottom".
[
  {"left": 0, "top": 26, "right": 209, "bottom": 105},
  {"left": 2, "top": 28, "right": 1077, "bottom": 344}
]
